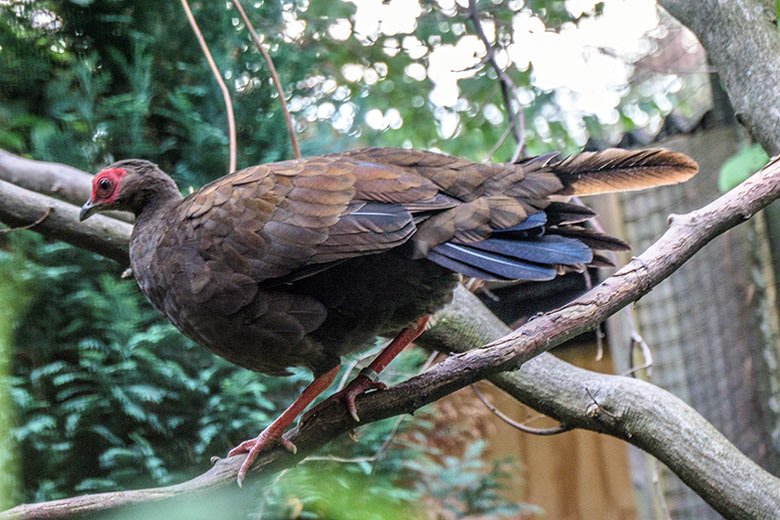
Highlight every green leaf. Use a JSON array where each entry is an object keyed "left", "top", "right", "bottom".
[{"left": 718, "top": 143, "right": 769, "bottom": 192}]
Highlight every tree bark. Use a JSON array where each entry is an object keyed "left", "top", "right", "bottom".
[
  {"left": 659, "top": 0, "right": 780, "bottom": 155},
  {"left": 2, "top": 154, "right": 780, "bottom": 519},
  {"left": 0, "top": 179, "right": 131, "bottom": 264},
  {"left": 0, "top": 150, "right": 133, "bottom": 223}
]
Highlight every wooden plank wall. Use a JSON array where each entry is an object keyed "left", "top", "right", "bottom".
[{"left": 435, "top": 343, "right": 638, "bottom": 519}]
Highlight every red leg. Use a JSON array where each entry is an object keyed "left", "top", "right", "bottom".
[
  {"left": 363, "top": 315, "right": 430, "bottom": 375},
  {"left": 228, "top": 364, "right": 339, "bottom": 487},
  {"left": 303, "top": 315, "right": 430, "bottom": 425}
]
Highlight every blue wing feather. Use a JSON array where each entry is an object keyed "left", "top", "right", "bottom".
[
  {"left": 430, "top": 243, "right": 557, "bottom": 281},
  {"left": 425, "top": 250, "right": 508, "bottom": 281},
  {"left": 469, "top": 235, "right": 593, "bottom": 265},
  {"left": 494, "top": 211, "right": 547, "bottom": 232}
]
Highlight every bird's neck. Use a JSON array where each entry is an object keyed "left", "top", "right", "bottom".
[{"left": 131, "top": 178, "right": 183, "bottom": 223}]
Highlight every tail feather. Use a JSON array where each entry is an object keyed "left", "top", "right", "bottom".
[
  {"left": 549, "top": 148, "right": 698, "bottom": 196},
  {"left": 553, "top": 227, "right": 630, "bottom": 251},
  {"left": 544, "top": 201, "right": 596, "bottom": 225},
  {"left": 426, "top": 203, "right": 627, "bottom": 281},
  {"left": 425, "top": 250, "right": 505, "bottom": 281},
  {"left": 590, "top": 253, "right": 617, "bottom": 269}
]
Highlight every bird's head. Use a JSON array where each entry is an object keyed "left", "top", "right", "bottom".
[{"left": 80, "top": 159, "right": 180, "bottom": 221}]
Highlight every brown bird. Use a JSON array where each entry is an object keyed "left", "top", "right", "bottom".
[{"left": 79, "top": 147, "right": 697, "bottom": 484}]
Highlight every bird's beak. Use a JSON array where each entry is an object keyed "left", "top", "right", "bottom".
[{"left": 79, "top": 199, "right": 97, "bottom": 222}]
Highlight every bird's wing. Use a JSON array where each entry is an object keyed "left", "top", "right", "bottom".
[
  {"left": 175, "top": 154, "right": 460, "bottom": 286},
  {"left": 334, "top": 148, "right": 564, "bottom": 257}
]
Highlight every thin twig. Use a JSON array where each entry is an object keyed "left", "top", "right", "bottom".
[
  {"left": 580, "top": 269, "right": 605, "bottom": 361},
  {"left": 511, "top": 136, "right": 525, "bottom": 163},
  {"left": 486, "top": 125, "right": 512, "bottom": 161},
  {"left": 470, "top": 384, "right": 570, "bottom": 435},
  {"left": 369, "top": 416, "right": 406, "bottom": 471},
  {"left": 594, "top": 327, "right": 605, "bottom": 361},
  {"left": 623, "top": 329, "right": 654, "bottom": 378},
  {"left": 466, "top": 0, "right": 525, "bottom": 159},
  {"left": 585, "top": 388, "right": 619, "bottom": 421},
  {"left": 370, "top": 351, "right": 440, "bottom": 471},
  {"left": 230, "top": 0, "right": 301, "bottom": 160},
  {"left": 299, "top": 417, "right": 406, "bottom": 469},
  {"left": 653, "top": 458, "right": 674, "bottom": 520},
  {"left": 418, "top": 349, "right": 440, "bottom": 373},
  {"left": 301, "top": 455, "right": 377, "bottom": 464},
  {"left": 337, "top": 358, "right": 362, "bottom": 392},
  {"left": 180, "top": 0, "right": 237, "bottom": 173},
  {"left": 0, "top": 207, "right": 51, "bottom": 235},
  {"left": 256, "top": 468, "right": 289, "bottom": 520}
]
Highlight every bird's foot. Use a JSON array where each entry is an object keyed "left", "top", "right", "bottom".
[
  {"left": 225, "top": 365, "right": 341, "bottom": 487},
  {"left": 228, "top": 427, "right": 297, "bottom": 487},
  {"left": 300, "top": 370, "right": 386, "bottom": 425},
  {"left": 339, "top": 373, "right": 387, "bottom": 422}
]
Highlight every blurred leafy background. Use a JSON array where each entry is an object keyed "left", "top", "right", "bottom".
[{"left": 0, "top": 0, "right": 705, "bottom": 517}]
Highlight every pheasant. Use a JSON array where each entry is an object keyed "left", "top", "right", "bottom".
[{"left": 79, "top": 147, "right": 697, "bottom": 484}]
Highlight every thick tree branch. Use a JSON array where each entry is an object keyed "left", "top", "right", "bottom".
[
  {"left": 2, "top": 155, "right": 779, "bottom": 519},
  {"left": 0, "top": 179, "right": 131, "bottom": 264},
  {"left": 0, "top": 150, "right": 92, "bottom": 204},
  {"left": 0, "top": 150, "right": 132, "bottom": 223},
  {"left": 659, "top": 0, "right": 780, "bottom": 155}
]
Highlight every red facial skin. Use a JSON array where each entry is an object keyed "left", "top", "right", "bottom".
[{"left": 90, "top": 168, "right": 126, "bottom": 205}]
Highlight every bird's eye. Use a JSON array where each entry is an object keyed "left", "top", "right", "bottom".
[{"left": 98, "top": 178, "right": 111, "bottom": 193}]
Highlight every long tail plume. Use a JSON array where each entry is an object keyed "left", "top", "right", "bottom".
[{"left": 542, "top": 148, "right": 698, "bottom": 196}]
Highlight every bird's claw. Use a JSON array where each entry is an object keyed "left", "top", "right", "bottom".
[
  {"left": 344, "top": 376, "right": 386, "bottom": 422},
  {"left": 299, "top": 374, "right": 386, "bottom": 426},
  {"left": 281, "top": 437, "right": 297, "bottom": 454},
  {"left": 229, "top": 432, "right": 297, "bottom": 487}
]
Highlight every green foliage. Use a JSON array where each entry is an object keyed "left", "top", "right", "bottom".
[
  {"left": 718, "top": 143, "right": 769, "bottom": 193},
  {"left": 777, "top": 1, "right": 780, "bottom": 33},
  {"left": 0, "top": 0, "right": 308, "bottom": 179},
  {"left": 0, "top": 236, "right": 32, "bottom": 510},
  {"left": 260, "top": 445, "right": 521, "bottom": 519},
  {"left": 413, "top": 440, "right": 535, "bottom": 518},
  {"left": 2, "top": 233, "right": 275, "bottom": 500},
  {"left": 98, "top": 436, "right": 522, "bottom": 520}
]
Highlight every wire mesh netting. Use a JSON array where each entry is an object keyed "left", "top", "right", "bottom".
[{"left": 615, "top": 125, "right": 780, "bottom": 519}]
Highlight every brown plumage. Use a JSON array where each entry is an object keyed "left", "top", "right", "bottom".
[{"left": 79, "top": 147, "right": 697, "bottom": 483}]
